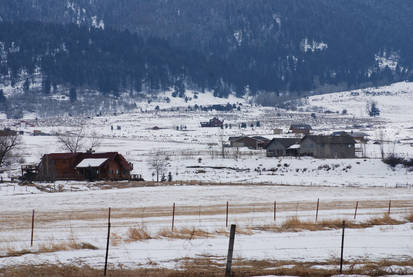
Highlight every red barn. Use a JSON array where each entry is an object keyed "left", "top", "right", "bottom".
[{"left": 37, "top": 152, "right": 133, "bottom": 181}]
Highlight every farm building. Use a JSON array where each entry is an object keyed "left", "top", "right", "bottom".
[
  {"left": 300, "top": 135, "right": 356, "bottom": 158},
  {"left": 229, "top": 136, "right": 270, "bottom": 149},
  {"left": 332, "top": 131, "right": 369, "bottom": 143},
  {"left": 36, "top": 152, "right": 133, "bottom": 181},
  {"left": 289, "top": 124, "right": 312, "bottom": 135},
  {"left": 265, "top": 138, "right": 301, "bottom": 157},
  {"left": 200, "top": 117, "right": 224, "bottom": 128}
]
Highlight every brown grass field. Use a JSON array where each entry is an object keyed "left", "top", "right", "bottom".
[{"left": 2, "top": 257, "right": 413, "bottom": 276}]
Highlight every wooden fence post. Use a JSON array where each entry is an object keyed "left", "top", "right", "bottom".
[
  {"left": 226, "top": 201, "right": 229, "bottom": 228},
  {"left": 172, "top": 203, "right": 176, "bottom": 231},
  {"left": 30, "top": 209, "right": 35, "bottom": 247},
  {"left": 273, "top": 201, "right": 277, "bottom": 223},
  {"left": 388, "top": 200, "right": 391, "bottom": 215},
  {"left": 104, "top": 207, "right": 111, "bottom": 276},
  {"left": 339, "top": 220, "right": 345, "bottom": 274},
  {"left": 353, "top": 201, "right": 359, "bottom": 220},
  {"left": 225, "top": 224, "right": 236, "bottom": 277},
  {"left": 315, "top": 198, "right": 320, "bottom": 223}
]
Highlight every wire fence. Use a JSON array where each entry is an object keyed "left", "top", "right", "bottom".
[{"left": 1, "top": 199, "right": 413, "bottom": 275}]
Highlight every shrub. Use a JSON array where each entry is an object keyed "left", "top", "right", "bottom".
[
  {"left": 383, "top": 155, "right": 413, "bottom": 168},
  {"left": 383, "top": 155, "right": 405, "bottom": 167}
]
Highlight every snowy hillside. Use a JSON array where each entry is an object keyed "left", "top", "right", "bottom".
[
  {"left": 302, "top": 81, "right": 413, "bottom": 144},
  {"left": 305, "top": 82, "right": 413, "bottom": 121}
]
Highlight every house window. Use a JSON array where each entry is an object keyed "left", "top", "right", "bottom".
[{"left": 116, "top": 169, "right": 119, "bottom": 175}]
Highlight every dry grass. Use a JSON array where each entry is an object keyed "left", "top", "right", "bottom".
[
  {"left": 120, "top": 225, "right": 254, "bottom": 242},
  {"left": 3, "top": 241, "right": 97, "bottom": 258},
  {"left": 2, "top": 257, "right": 413, "bottom": 276},
  {"left": 3, "top": 248, "right": 32, "bottom": 257},
  {"left": 111, "top": 232, "right": 122, "bottom": 246},
  {"left": 158, "top": 227, "right": 211, "bottom": 240},
  {"left": 405, "top": 210, "right": 413, "bottom": 222},
  {"left": 256, "top": 214, "right": 407, "bottom": 233},
  {"left": 366, "top": 214, "right": 404, "bottom": 226},
  {"left": 126, "top": 226, "right": 152, "bottom": 242}
]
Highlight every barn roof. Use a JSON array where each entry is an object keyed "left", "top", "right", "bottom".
[
  {"left": 267, "top": 138, "right": 301, "bottom": 148},
  {"left": 251, "top": 136, "right": 270, "bottom": 142},
  {"left": 43, "top": 153, "right": 78, "bottom": 159},
  {"left": 230, "top": 136, "right": 269, "bottom": 142},
  {"left": 332, "top": 131, "right": 369, "bottom": 138},
  {"left": 303, "top": 135, "right": 355, "bottom": 144}
]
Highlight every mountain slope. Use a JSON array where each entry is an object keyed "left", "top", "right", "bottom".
[{"left": 1, "top": 0, "right": 413, "bottom": 114}]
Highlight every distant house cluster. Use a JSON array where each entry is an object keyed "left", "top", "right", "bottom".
[
  {"left": 289, "top": 124, "right": 312, "bottom": 135},
  {"left": 223, "top": 120, "right": 363, "bottom": 159},
  {"left": 200, "top": 117, "right": 260, "bottom": 129},
  {"left": 201, "top": 117, "right": 224, "bottom": 128}
]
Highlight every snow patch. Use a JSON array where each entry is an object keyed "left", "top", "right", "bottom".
[
  {"left": 375, "top": 51, "right": 399, "bottom": 71},
  {"left": 91, "top": 16, "right": 104, "bottom": 30},
  {"left": 300, "top": 38, "right": 328, "bottom": 53},
  {"left": 233, "top": 30, "right": 243, "bottom": 46}
]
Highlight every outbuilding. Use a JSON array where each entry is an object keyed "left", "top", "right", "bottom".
[
  {"left": 266, "top": 138, "right": 301, "bottom": 157},
  {"left": 300, "top": 135, "right": 356, "bottom": 158}
]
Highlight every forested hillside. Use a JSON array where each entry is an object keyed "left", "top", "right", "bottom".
[
  {"left": 0, "top": 22, "right": 220, "bottom": 97},
  {"left": 1, "top": 0, "right": 413, "bottom": 116}
]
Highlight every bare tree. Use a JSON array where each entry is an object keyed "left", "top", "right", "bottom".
[
  {"left": 360, "top": 140, "right": 367, "bottom": 158},
  {"left": 88, "top": 131, "right": 102, "bottom": 151},
  {"left": 149, "top": 151, "right": 170, "bottom": 182},
  {"left": 57, "top": 124, "right": 101, "bottom": 153},
  {"left": 377, "top": 130, "right": 386, "bottom": 159},
  {"left": 57, "top": 126, "right": 85, "bottom": 153},
  {"left": 0, "top": 133, "right": 21, "bottom": 167},
  {"left": 219, "top": 131, "right": 226, "bottom": 158}
]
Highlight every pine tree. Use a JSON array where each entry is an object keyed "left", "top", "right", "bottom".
[
  {"left": 0, "top": 89, "right": 6, "bottom": 103},
  {"left": 69, "top": 88, "right": 77, "bottom": 103},
  {"left": 23, "top": 79, "right": 30, "bottom": 93},
  {"left": 42, "top": 78, "right": 51, "bottom": 94}
]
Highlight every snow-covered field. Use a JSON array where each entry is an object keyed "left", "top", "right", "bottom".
[
  {"left": 304, "top": 81, "right": 413, "bottom": 147},
  {"left": 2, "top": 86, "right": 413, "bottom": 187},
  {"left": 2, "top": 83, "right": 413, "bottom": 274},
  {"left": 1, "top": 184, "right": 412, "bottom": 272}
]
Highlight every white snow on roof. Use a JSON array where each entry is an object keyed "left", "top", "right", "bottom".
[
  {"left": 288, "top": 144, "right": 301, "bottom": 149},
  {"left": 76, "top": 158, "right": 108, "bottom": 168}
]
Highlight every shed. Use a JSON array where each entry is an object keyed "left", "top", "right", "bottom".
[
  {"left": 229, "top": 136, "right": 270, "bottom": 149},
  {"left": 266, "top": 138, "right": 301, "bottom": 157},
  {"left": 300, "top": 135, "right": 355, "bottom": 158}
]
